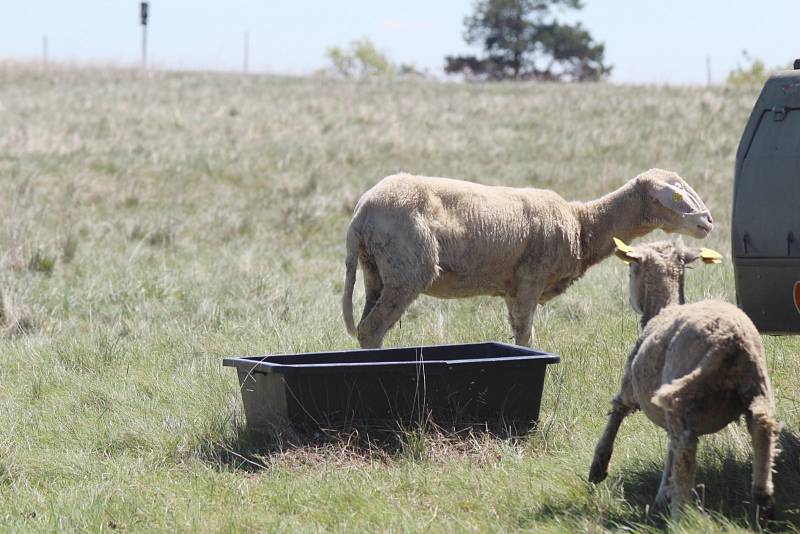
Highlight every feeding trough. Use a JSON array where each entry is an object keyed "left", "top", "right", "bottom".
[
  {"left": 732, "top": 60, "right": 800, "bottom": 333},
  {"left": 223, "top": 342, "right": 559, "bottom": 433}
]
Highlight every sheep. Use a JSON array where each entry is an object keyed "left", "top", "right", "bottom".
[
  {"left": 342, "top": 168, "right": 713, "bottom": 348},
  {"left": 589, "top": 238, "right": 780, "bottom": 524}
]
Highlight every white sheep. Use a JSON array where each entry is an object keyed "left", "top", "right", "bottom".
[
  {"left": 342, "top": 169, "right": 713, "bottom": 348},
  {"left": 589, "top": 239, "right": 780, "bottom": 524}
]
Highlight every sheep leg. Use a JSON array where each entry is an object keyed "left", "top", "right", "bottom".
[
  {"left": 667, "top": 429, "right": 698, "bottom": 523},
  {"left": 655, "top": 445, "right": 674, "bottom": 507},
  {"left": 747, "top": 397, "right": 779, "bottom": 523},
  {"left": 356, "top": 286, "right": 421, "bottom": 348},
  {"left": 504, "top": 284, "right": 543, "bottom": 346},
  {"left": 359, "top": 258, "right": 383, "bottom": 322},
  {"left": 355, "top": 224, "right": 437, "bottom": 348},
  {"left": 589, "top": 396, "right": 635, "bottom": 483}
]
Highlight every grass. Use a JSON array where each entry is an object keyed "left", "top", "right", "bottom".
[{"left": 1, "top": 62, "right": 799, "bottom": 532}]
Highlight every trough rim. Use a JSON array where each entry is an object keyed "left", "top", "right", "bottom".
[{"left": 222, "top": 341, "right": 560, "bottom": 375}]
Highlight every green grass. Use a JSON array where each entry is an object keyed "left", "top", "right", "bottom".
[{"left": 1, "top": 62, "right": 799, "bottom": 532}]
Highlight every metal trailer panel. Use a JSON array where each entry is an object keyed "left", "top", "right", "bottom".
[{"left": 732, "top": 68, "right": 800, "bottom": 333}]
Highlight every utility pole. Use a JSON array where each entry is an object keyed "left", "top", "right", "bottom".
[
  {"left": 140, "top": 2, "right": 149, "bottom": 69},
  {"left": 243, "top": 31, "right": 249, "bottom": 74},
  {"left": 706, "top": 55, "right": 712, "bottom": 86},
  {"left": 42, "top": 35, "right": 48, "bottom": 67}
]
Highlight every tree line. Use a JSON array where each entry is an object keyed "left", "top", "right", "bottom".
[
  {"left": 326, "top": 2, "right": 792, "bottom": 85},
  {"left": 327, "top": 0, "right": 610, "bottom": 82},
  {"left": 445, "top": 0, "right": 610, "bottom": 82}
]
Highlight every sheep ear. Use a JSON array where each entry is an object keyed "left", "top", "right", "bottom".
[
  {"left": 652, "top": 182, "right": 706, "bottom": 215},
  {"left": 613, "top": 237, "right": 640, "bottom": 264},
  {"left": 699, "top": 248, "right": 723, "bottom": 264},
  {"left": 684, "top": 247, "right": 723, "bottom": 264}
]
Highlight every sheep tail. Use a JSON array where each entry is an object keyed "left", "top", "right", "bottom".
[
  {"left": 651, "top": 343, "right": 731, "bottom": 412},
  {"left": 651, "top": 368, "right": 703, "bottom": 412},
  {"left": 342, "top": 228, "right": 359, "bottom": 338}
]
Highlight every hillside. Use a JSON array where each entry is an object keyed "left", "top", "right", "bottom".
[{"left": 1, "top": 64, "right": 798, "bottom": 531}]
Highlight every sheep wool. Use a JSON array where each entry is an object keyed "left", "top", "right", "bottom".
[
  {"left": 589, "top": 239, "right": 780, "bottom": 524},
  {"left": 343, "top": 169, "right": 713, "bottom": 348}
]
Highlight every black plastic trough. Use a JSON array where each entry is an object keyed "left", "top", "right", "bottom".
[{"left": 223, "top": 342, "right": 560, "bottom": 433}]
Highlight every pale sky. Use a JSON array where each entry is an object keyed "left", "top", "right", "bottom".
[{"left": 1, "top": 1, "right": 797, "bottom": 84}]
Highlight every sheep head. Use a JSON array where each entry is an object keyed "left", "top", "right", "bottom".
[
  {"left": 613, "top": 237, "right": 722, "bottom": 323},
  {"left": 635, "top": 169, "right": 713, "bottom": 239}
]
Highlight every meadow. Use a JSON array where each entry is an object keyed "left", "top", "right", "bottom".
[{"left": 1, "top": 63, "right": 799, "bottom": 532}]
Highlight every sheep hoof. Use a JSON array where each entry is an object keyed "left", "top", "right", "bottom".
[
  {"left": 654, "top": 489, "right": 670, "bottom": 509},
  {"left": 755, "top": 493, "right": 775, "bottom": 524},
  {"left": 588, "top": 457, "right": 608, "bottom": 484}
]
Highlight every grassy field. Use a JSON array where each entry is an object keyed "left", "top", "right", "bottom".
[{"left": 1, "top": 63, "right": 799, "bottom": 532}]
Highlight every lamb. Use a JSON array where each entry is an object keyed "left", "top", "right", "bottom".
[
  {"left": 342, "top": 169, "right": 713, "bottom": 348},
  {"left": 589, "top": 238, "right": 780, "bottom": 523}
]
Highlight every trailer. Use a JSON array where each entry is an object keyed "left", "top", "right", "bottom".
[{"left": 732, "top": 60, "right": 800, "bottom": 333}]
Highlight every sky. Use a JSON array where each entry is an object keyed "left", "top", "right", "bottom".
[{"left": 1, "top": 1, "right": 797, "bottom": 84}]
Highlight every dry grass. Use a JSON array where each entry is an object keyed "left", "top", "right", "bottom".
[{"left": 0, "top": 62, "right": 798, "bottom": 532}]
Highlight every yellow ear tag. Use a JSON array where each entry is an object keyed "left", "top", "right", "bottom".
[
  {"left": 672, "top": 192, "right": 684, "bottom": 204},
  {"left": 699, "top": 248, "right": 723, "bottom": 264},
  {"left": 613, "top": 237, "right": 635, "bottom": 264},
  {"left": 613, "top": 237, "right": 634, "bottom": 253}
]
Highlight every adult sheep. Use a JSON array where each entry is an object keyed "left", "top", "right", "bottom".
[
  {"left": 589, "top": 239, "right": 780, "bottom": 524},
  {"left": 342, "top": 169, "right": 713, "bottom": 348}
]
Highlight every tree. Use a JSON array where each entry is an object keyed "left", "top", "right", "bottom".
[
  {"left": 445, "top": 0, "right": 611, "bottom": 82},
  {"left": 326, "top": 39, "right": 394, "bottom": 78},
  {"left": 726, "top": 50, "right": 792, "bottom": 86}
]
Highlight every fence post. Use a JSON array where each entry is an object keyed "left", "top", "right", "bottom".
[
  {"left": 243, "top": 31, "right": 249, "bottom": 74},
  {"left": 140, "top": 2, "right": 149, "bottom": 69}
]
